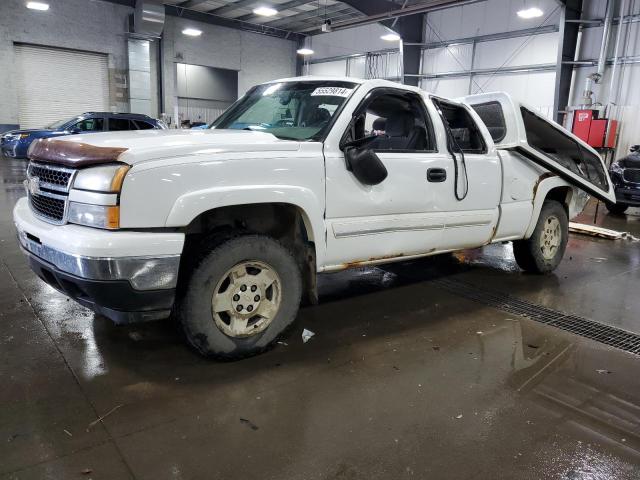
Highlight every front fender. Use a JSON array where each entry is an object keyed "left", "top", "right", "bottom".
[{"left": 165, "top": 185, "right": 326, "bottom": 263}]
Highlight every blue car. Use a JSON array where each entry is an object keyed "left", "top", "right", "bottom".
[{"left": 1, "top": 112, "right": 166, "bottom": 159}]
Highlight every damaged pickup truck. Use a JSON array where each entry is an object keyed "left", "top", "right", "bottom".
[{"left": 13, "top": 77, "right": 615, "bottom": 358}]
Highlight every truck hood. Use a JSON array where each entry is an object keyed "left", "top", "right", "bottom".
[{"left": 26, "top": 129, "right": 300, "bottom": 167}]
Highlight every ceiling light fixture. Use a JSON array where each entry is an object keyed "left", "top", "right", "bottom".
[
  {"left": 26, "top": 1, "right": 49, "bottom": 10},
  {"left": 380, "top": 32, "right": 401, "bottom": 41},
  {"left": 296, "top": 48, "right": 314, "bottom": 55},
  {"left": 253, "top": 6, "right": 278, "bottom": 17},
  {"left": 182, "top": 28, "right": 202, "bottom": 36},
  {"left": 517, "top": 7, "right": 543, "bottom": 19}
]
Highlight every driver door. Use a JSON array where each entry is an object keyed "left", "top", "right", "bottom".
[{"left": 323, "top": 88, "right": 452, "bottom": 269}]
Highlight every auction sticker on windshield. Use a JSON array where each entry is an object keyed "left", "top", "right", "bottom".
[{"left": 311, "top": 87, "right": 353, "bottom": 97}]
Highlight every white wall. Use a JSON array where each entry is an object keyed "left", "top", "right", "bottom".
[
  {"left": 311, "top": 23, "right": 394, "bottom": 59},
  {"left": 0, "top": 0, "right": 131, "bottom": 130},
  {"left": 421, "top": 2, "right": 560, "bottom": 118},
  {"left": 162, "top": 15, "right": 296, "bottom": 121},
  {"left": 306, "top": 0, "right": 561, "bottom": 116},
  {"left": 423, "top": 0, "right": 560, "bottom": 40},
  {"left": 0, "top": 0, "right": 297, "bottom": 130}
]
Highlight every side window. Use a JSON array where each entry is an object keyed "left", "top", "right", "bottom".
[
  {"left": 346, "top": 91, "right": 435, "bottom": 152},
  {"left": 434, "top": 99, "right": 486, "bottom": 154},
  {"left": 108, "top": 118, "right": 132, "bottom": 131},
  {"left": 74, "top": 118, "right": 104, "bottom": 131},
  {"left": 521, "top": 107, "right": 608, "bottom": 190},
  {"left": 133, "top": 120, "right": 155, "bottom": 130},
  {"left": 471, "top": 101, "right": 506, "bottom": 143}
]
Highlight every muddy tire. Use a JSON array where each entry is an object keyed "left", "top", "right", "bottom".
[
  {"left": 606, "top": 202, "right": 628, "bottom": 215},
  {"left": 178, "top": 234, "right": 302, "bottom": 359},
  {"left": 513, "top": 200, "right": 568, "bottom": 274}
]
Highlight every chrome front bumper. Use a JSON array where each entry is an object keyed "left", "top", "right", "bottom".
[
  {"left": 13, "top": 196, "right": 184, "bottom": 291},
  {"left": 17, "top": 229, "right": 180, "bottom": 290}
]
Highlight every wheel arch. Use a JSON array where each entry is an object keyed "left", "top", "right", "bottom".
[
  {"left": 179, "top": 201, "right": 321, "bottom": 305},
  {"left": 525, "top": 177, "right": 573, "bottom": 238}
]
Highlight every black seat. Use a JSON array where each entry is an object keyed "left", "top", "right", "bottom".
[
  {"left": 372, "top": 117, "right": 387, "bottom": 132},
  {"left": 374, "top": 111, "right": 426, "bottom": 150},
  {"left": 307, "top": 107, "right": 331, "bottom": 127}
]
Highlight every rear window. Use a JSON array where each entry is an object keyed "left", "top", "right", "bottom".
[
  {"left": 433, "top": 99, "right": 486, "bottom": 154},
  {"left": 134, "top": 120, "right": 155, "bottom": 130},
  {"left": 521, "top": 107, "right": 608, "bottom": 190},
  {"left": 471, "top": 101, "right": 506, "bottom": 143},
  {"left": 109, "top": 118, "right": 133, "bottom": 131}
]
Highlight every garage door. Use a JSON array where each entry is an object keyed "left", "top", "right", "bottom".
[{"left": 14, "top": 44, "right": 109, "bottom": 129}]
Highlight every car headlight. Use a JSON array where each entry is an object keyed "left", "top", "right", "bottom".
[
  {"left": 68, "top": 164, "right": 130, "bottom": 229},
  {"left": 17, "top": 133, "right": 30, "bottom": 139},
  {"left": 73, "top": 164, "right": 130, "bottom": 192},
  {"left": 67, "top": 203, "right": 121, "bottom": 229}
]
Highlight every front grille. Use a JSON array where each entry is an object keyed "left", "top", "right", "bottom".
[
  {"left": 28, "top": 163, "right": 74, "bottom": 190},
  {"left": 26, "top": 162, "right": 76, "bottom": 224},
  {"left": 623, "top": 168, "right": 640, "bottom": 184},
  {"left": 29, "top": 193, "right": 66, "bottom": 222}
]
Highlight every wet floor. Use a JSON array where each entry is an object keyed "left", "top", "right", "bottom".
[{"left": 1, "top": 157, "right": 640, "bottom": 479}]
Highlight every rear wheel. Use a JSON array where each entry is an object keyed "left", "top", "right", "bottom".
[
  {"left": 606, "top": 202, "right": 628, "bottom": 215},
  {"left": 178, "top": 234, "right": 302, "bottom": 359},
  {"left": 513, "top": 200, "right": 568, "bottom": 274}
]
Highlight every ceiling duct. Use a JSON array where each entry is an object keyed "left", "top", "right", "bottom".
[{"left": 133, "top": 0, "right": 165, "bottom": 37}]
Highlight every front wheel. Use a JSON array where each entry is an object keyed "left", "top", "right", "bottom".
[
  {"left": 513, "top": 200, "right": 568, "bottom": 274},
  {"left": 178, "top": 234, "right": 302, "bottom": 359},
  {"left": 606, "top": 202, "right": 628, "bottom": 215}
]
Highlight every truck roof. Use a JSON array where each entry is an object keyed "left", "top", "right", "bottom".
[{"left": 265, "top": 75, "right": 426, "bottom": 94}]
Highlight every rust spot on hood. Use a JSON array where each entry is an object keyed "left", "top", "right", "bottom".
[{"left": 28, "top": 138, "right": 128, "bottom": 167}]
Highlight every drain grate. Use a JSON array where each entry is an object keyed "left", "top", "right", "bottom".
[{"left": 432, "top": 277, "right": 640, "bottom": 355}]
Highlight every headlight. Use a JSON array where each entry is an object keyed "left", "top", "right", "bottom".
[
  {"left": 73, "top": 164, "right": 130, "bottom": 192},
  {"left": 68, "top": 203, "right": 120, "bottom": 229},
  {"left": 18, "top": 133, "right": 30, "bottom": 139},
  {"left": 68, "top": 163, "right": 130, "bottom": 229}
]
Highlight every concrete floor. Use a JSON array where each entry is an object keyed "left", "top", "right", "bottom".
[{"left": 1, "top": 157, "right": 640, "bottom": 480}]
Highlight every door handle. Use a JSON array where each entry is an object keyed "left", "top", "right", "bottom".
[{"left": 427, "top": 168, "right": 447, "bottom": 182}]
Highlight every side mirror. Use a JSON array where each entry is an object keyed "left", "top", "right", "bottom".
[
  {"left": 69, "top": 127, "right": 82, "bottom": 134},
  {"left": 630, "top": 145, "right": 640, "bottom": 152},
  {"left": 344, "top": 146, "right": 388, "bottom": 186}
]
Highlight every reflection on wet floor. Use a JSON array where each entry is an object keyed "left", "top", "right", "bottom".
[{"left": 1, "top": 157, "right": 640, "bottom": 478}]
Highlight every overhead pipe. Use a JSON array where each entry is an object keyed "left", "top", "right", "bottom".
[
  {"left": 596, "top": 0, "right": 614, "bottom": 81},
  {"left": 607, "top": 0, "right": 627, "bottom": 111},
  {"left": 582, "top": 0, "right": 614, "bottom": 106},
  {"left": 319, "top": 0, "right": 484, "bottom": 33}
]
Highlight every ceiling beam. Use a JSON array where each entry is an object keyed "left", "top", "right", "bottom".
[
  {"left": 288, "top": 11, "right": 364, "bottom": 32},
  {"left": 237, "top": 0, "right": 314, "bottom": 23},
  {"left": 206, "top": 0, "right": 260, "bottom": 16},
  {"left": 339, "top": 0, "right": 398, "bottom": 16},
  {"left": 176, "top": 0, "right": 210, "bottom": 8},
  {"left": 264, "top": 4, "right": 354, "bottom": 29},
  {"left": 330, "top": 0, "right": 482, "bottom": 32},
  {"left": 164, "top": 4, "right": 304, "bottom": 40},
  {"left": 99, "top": 0, "right": 304, "bottom": 40}
]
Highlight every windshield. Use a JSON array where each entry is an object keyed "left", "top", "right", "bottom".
[
  {"left": 212, "top": 80, "right": 358, "bottom": 141},
  {"left": 46, "top": 116, "right": 80, "bottom": 130}
]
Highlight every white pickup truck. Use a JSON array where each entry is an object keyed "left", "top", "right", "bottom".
[{"left": 13, "top": 76, "right": 615, "bottom": 358}]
